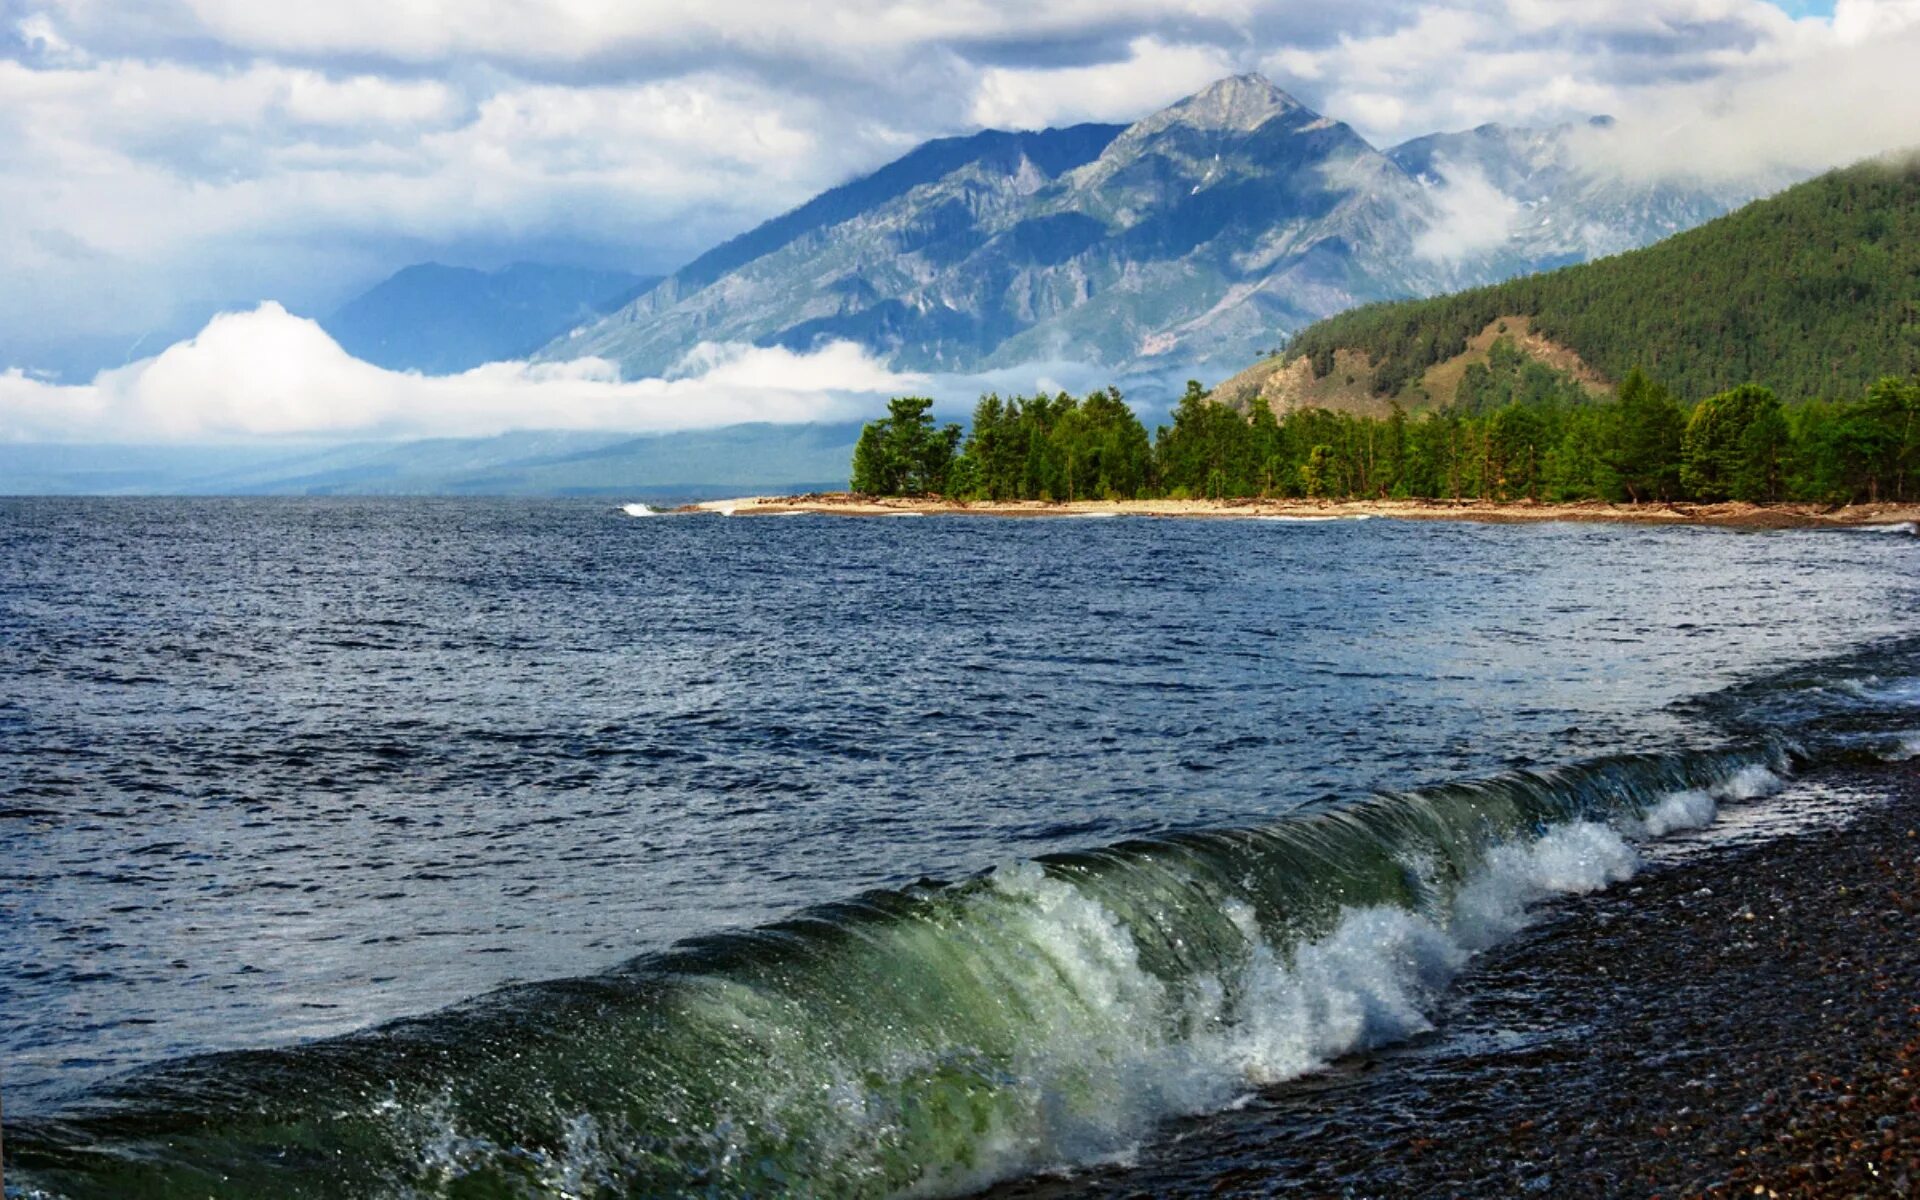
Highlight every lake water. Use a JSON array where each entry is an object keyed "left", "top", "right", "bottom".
[{"left": 3, "top": 499, "right": 1916, "bottom": 1197}]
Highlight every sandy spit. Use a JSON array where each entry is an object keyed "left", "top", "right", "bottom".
[{"left": 675, "top": 493, "right": 1920, "bottom": 531}]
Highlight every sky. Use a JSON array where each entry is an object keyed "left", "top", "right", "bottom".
[{"left": 2, "top": 0, "right": 1919, "bottom": 442}]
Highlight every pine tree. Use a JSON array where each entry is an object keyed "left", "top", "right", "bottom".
[{"left": 1609, "top": 368, "right": 1685, "bottom": 502}]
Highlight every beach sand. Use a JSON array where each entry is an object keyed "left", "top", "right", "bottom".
[{"left": 679, "top": 493, "right": 1920, "bottom": 531}]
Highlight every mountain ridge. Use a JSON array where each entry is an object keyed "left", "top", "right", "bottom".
[{"left": 538, "top": 74, "right": 1785, "bottom": 383}]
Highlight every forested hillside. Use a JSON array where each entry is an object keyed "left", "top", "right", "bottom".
[{"left": 1281, "top": 156, "right": 1920, "bottom": 402}]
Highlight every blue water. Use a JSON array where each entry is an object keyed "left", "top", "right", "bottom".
[{"left": 1, "top": 499, "right": 1915, "bottom": 1196}]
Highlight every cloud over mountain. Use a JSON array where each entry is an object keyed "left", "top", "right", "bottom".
[{"left": 3, "top": 1, "right": 1918, "bottom": 396}]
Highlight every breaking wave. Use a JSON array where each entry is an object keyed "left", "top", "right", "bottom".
[{"left": 10, "top": 748, "right": 1788, "bottom": 1199}]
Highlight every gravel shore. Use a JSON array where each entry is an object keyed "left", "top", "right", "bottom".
[{"left": 991, "top": 763, "right": 1920, "bottom": 1198}]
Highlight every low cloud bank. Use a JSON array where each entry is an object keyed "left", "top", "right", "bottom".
[
  {"left": 0, "top": 304, "right": 920, "bottom": 443},
  {"left": 1575, "top": 16, "right": 1920, "bottom": 184}
]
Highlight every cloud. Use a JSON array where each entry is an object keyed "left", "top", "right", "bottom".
[
  {"left": 1833, "top": 0, "right": 1920, "bottom": 42},
  {"left": 57, "top": 1, "right": 1276, "bottom": 67},
  {"left": 0, "top": 56, "right": 889, "bottom": 361},
  {"left": 1573, "top": 10, "right": 1920, "bottom": 181},
  {"left": 1258, "top": 0, "right": 1819, "bottom": 147},
  {"left": 5, "top": 0, "right": 1920, "bottom": 384},
  {"left": 1411, "top": 161, "right": 1522, "bottom": 263},
  {"left": 0, "top": 304, "right": 918, "bottom": 442},
  {"left": 969, "top": 35, "right": 1239, "bottom": 128}
]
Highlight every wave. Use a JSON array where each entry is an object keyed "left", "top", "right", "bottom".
[
  {"left": 1882, "top": 731, "right": 1920, "bottom": 762},
  {"left": 620, "top": 503, "right": 659, "bottom": 517},
  {"left": 9, "top": 747, "right": 1787, "bottom": 1199},
  {"left": 1846, "top": 520, "right": 1917, "bottom": 535},
  {"left": 1251, "top": 513, "right": 1377, "bottom": 524}
]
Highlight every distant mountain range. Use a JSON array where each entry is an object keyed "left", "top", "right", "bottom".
[
  {"left": 323, "top": 262, "right": 660, "bottom": 374},
  {"left": 535, "top": 74, "right": 1786, "bottom": 382},
  {"left": 5, "top": 75, "right": 1811, "bottom": 498},
  {"left": 0, "top": 425, "right": 859, "bottom": 497}
]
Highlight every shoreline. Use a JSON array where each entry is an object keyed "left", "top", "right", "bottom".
[
  {"left": 671, "top": 493, "right": 1920, "bottom": 530},
  {"left": 992, "top": 761, "right": 1920, "bottom": 1198}
]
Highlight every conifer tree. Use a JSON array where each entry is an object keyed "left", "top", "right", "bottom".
[{"left": 1609, "top": 368, "right": 1685, "bottom": 502}]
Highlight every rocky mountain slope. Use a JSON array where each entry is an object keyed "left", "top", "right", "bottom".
[{"left": 538, "top": 76, "right": 1783, "bottom": 385}]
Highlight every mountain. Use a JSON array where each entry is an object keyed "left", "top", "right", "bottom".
[
  {"left": 537, "top": 75, "right": 1780, "bottom": 382},
  {"left": 1222, "top": 154, "right": 1920, "bottom": 410},
  {"left": 0, "top": 425, "right": 859, "bottom": 497},
  {"left": 324, "top": 262, "right": 660, "bottom": 374},
  {"left": 1387, "top": 117, "right": 1788, "bottom": 274},
  {"left": 540, "top": 120, "right": 1131, "bottom": 373}
]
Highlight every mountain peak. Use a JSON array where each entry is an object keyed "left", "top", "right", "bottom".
[{"left": 1159, "top": 73, "right": 1309, "bottom": 133}]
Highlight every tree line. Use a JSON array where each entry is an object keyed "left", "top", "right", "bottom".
[{"left": 850, "top": 349, "right": 1918, "bottom": 505}]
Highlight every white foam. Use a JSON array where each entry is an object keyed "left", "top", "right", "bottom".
[
  {"left": 928, "top": 816, "right": 1663, "bottom": 1193},
  {"left": 1712, "top": 763, "right": 1785, "bottom": 800},
  {"left": 1626, "top": 788, "right": 1719, "bottom": 837},
  {"left": 1450, "top": 822, "right": 1640, "bottom": 950},
  {"left": 1612, "top": 764, "right": 1782, "bottom": 841},
  {"left": 620, "top": 502, "right": 657, "bottom": 517},
  {"left": 1215, "top": 903, "right": 1463, "bottom": 1087}
]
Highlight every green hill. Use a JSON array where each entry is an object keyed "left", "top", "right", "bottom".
[{"left": 1278, "top": 155, "right": 1920, "bottom": 404}]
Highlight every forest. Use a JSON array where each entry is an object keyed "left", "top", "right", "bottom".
[
  {"left": 850, "top": 344, "right": 1919, "bottom": 506},
  {"left": 1282, "top": 158, "right": 1920, "bottom": 404}
]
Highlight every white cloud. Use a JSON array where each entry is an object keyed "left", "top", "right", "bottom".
[
  {"left": 0, "top": 304, "right": 918, "bottom": 442},
  {"left": 90, "top": 1, "right": 1268, "bottom": 64},
  {"left": 16, "top": 11, "right": 87, "bottom": 65},
  {"left": 1259, "top": 0, "right": 1816, "bottom": 147},
  {"left": 5, "top": 0, "right": 1920, "bottom": 385},
  {"left": 970, "top": 36, "right": 1239, "bottom": 128},
  {"left": 1833, "top": 0, "right": 1920, "bottom": 43},
  {"left": 0, "top": 58, "right": 879, "bottom": 357},
  {"left": 1573, "top": 14, "right": 1920, "bottom": 181},
  {"left": 1412, "top": 161, "right": 1521, "bottom": 262}
]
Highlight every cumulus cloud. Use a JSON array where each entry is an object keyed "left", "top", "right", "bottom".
[{"left": 0, "top": 304, "right": 918, "bottom": 442}]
